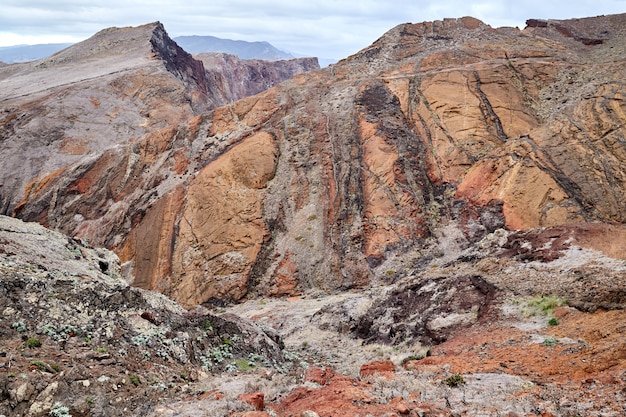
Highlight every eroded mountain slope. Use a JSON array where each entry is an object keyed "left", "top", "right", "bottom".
[{"left": 3, "top": 16, "right": 626, "bottom": 307}]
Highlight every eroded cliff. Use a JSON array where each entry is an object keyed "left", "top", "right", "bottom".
[{"left": 2, "top": 16, "right": 626, "bottom": 306}]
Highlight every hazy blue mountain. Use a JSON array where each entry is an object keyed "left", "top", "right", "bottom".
[
  {"left": 0, "top": 43, "right": 73, "bottom": 63},
  {"left": 0, "top": 35, "right": 323, "bottom": 65},
  {"left": 173, "top": 35, "right": 294, "bottom": 60}
]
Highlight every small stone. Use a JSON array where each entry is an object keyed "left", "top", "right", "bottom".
[
  {"left": 301, "top": 411, "right": 320, "bottom": 417},
  {"left": 238, "top": 391, "right": 265, "bottom": 411}
]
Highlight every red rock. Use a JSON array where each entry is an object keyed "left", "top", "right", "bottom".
[
  {"left": 304, "top": 366, "right": 337, "bottom": 386},
  {"left": 359, "top": 360, "right": 396, "bottom": 379},
  {"left": 234, "top": 412, "right": 272, "bottom": 417},
  {"left": 390, "top": 397, "right": 410, "bottom": 414},
  {"left": 196, "top": 389, "right": 221, "bottom": 401},
  {"left": 238, "top": 391, "right": 265, "bottom": 411}
]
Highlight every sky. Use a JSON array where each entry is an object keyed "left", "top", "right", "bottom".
[{"left": 1, "top": 1, "right": 625, "bottom": 60}]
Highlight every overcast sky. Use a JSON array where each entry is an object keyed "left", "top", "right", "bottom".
[{"left": 1, "top": 1, "right": 625, "bottom": 59}]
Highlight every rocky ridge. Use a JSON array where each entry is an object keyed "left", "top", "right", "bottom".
[
  {"left": 6, "top": 14, "right": 625, "bottom": 306},
  {"left": 196, "top": 53, "right": 320, "bottom": 109},
  {"left": 0, "top": 13, "right": 625, "bottom": 416},
  {"left": 0, "top": 22, "right": 318, "bottom": 217}
]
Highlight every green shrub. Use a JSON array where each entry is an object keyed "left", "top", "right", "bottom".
[
  {"left": 547, "top": 317, "right": 559, "bottom": 326},
  {"left": 129, "top": 374, "right": 141, "bottom": 386},
  {"left": 543, "top": 336, "right": 558, "bottom": 346},
  {"left": 49, "top": 402, "right": 71, "bottom": 417},
  {"left": 525, "top": 296, "right": 566, "bottom": 316},
  {"left": 26, "top": 337, "right": 42, "bottom": 348},
  {"left": 12, "top": 321, "right": 27, "bottom": 333},
  {"left": 442, "top": 373, "right": 465, "bottom": 387},
  {"left": 234, "top": 358, "right": 255, "bottom": 371}
]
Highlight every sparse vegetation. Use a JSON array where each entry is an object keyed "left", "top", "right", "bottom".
[
  {"left": 524, "top": 295, "right": 566, "bottom": 317},
  {"left": 129, "top": 374, "right": 141, "bottom": 386},
  {"left": 543, "top": 336, "right": 559, "bottom": 346},
  {"left": 548, "top": 317, "right": 559, "bottom": 326},
  {"left": 30, "top": 361, "right": 48, "bottom": 372},
  {"left": 26, "top": 337, "right": 42, "bottom": 348},
  {"left": 442, "top": 373, "right": 466, "bottom": 387},
  {"left": 11, "top": 321, "right": 27, "bottom": 332},
  {"left": 49, "top": 402, "right": 71, "bottom": 417}
]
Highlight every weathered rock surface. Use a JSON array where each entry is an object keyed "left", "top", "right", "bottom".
[
  {"left": 0, "top": 215, "right": 288, "bottom": 417},
  {"left": 196, "top": 52, "right": 319, "bottom": 108},
  {"left": 3, "top": 15, "right": 625, "bottom": 306}
]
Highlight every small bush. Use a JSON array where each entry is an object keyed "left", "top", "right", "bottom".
[
  {"left": 129, "top": 374, "right": 141, "bottom": 386},
  {"left": 26, "top": 337, "right": 42, "bottom": 348},
  {"left": 30, "top": 361, "right": 48, "bottom": 372},
  {"left": 12, "top": 321, "right": 27, "bottom": 333},
  {"left": 442, "top": 373, "right": 465, "bottom": 387},
  {"left": 543, "top": 336, "right": 558, "bottom": 346},
  {"left": 204, "top": 320, "right": 213, "bottom": 331},
  {"left": 49, "top": 402, "right": 71, "bottom": 417},
  {"left": 525, "top": 296, "right": 566, "bottom": 317},
  {"left": 547, "top": 317, "right": 559, "bottom": 326},
  {"left": 234, "top": 358, "right": 255, "bottom": 371}
]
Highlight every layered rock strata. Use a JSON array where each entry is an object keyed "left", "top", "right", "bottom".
[{"left": 2, "top": 15, "right": 626, "bottom": 305}]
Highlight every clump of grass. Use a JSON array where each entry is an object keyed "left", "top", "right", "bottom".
[
  {"left": 26, "top": 337, "right": 42, "bottom": 348},
  {"left": 401, "top": 347, "right": 431, "bottom": 366},
  {"left": 129, "top": 374, "right": 141, "bottom": 386},
  {"left": 547, "top": 317, "right": 559, "bottom": 326},
  {"left": 525, "top": 295, "right": 566, "bottom": 317},
  {"left": 442, "top": 373, "right": 465, "bottom": 387},
  {"left": 233, "top": 358, "right": 255, "bottom": 371}
]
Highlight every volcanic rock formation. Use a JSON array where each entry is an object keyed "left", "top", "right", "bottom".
[
  {"left": 2, "top": 15, "right": 625, "bottom": 308},
  {"left": 1, "top": 14, "right": 625, "bottom": 417}
]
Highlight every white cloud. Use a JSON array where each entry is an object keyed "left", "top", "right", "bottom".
[{"left": 1, "top": 0, "right": 625, "bottom": 58}]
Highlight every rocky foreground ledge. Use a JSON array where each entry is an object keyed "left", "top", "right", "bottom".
[
  {"left": 1, "top": 215, "right": 624, "bottom": 416},
  {"left": 0, "top": 215, "right": 288, "bottom": 417}
]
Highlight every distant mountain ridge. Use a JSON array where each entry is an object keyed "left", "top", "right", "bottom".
[
  {"left": 0, "top": 35, "right": 296, "bottom": 63},
  {"left": 173, "top": 35, "right": 294, "bottom": 60},
  {"left": 0, "top": 43, "right": 73, "bottom": 63}
]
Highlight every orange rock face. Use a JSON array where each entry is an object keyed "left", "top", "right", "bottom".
[
  {"left": 3, "top": 15, "right": 626, "bottom": 304},
  {"left": 170, "top": 132, "right": 279, "bottom": 304}
]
